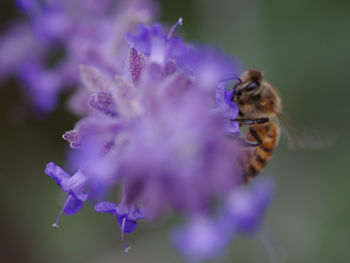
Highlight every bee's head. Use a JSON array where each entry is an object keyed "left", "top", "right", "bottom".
[{"left": 233, "top": 69, "right": 263, "bottom": 97}]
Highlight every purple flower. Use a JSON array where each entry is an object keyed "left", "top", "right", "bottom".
[
  {"left": 32, "top": 9, "right": 71, "bottom": 41},
  {"left": 45, "top": 162, "right": 88, "bottom": 227},
  {"left": 1, "top": 0, "right": 157, "bottom": 113},
  {"left": 95, "top": 201, "right": 146, "bottom": 252},
  {"left": 0, "top": 24, "right": 44, "bottom": 81},
  {"left": 114, "top": 95, "right": 240, "bottom": 216},
  {"left": 125, "top": 18, "right": 187, "bottom": 65},
  {"left": 216, "top": 81, "right": 240, "bottom": 134},
  {"left": 226, "top": 177, "right": 275, "bottom": 234},
  {"left": 41, "top": 14, "right": 276, "bottom": 262},
  {"left": 17, "top": 59, "right": 62, "bottom": 112},
  {"left": 15, "top": 0, "right": 38, "bottom": 13},
  {"left": 172, "top": 216, "right": 232, "bottom": 262}
]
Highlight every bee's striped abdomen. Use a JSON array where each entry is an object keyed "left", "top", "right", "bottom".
[{"left": 241, "top": 121, "right": 280, "bottom": 183}]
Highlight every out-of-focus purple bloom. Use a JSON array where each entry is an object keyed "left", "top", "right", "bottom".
[
  {"left": 226, "top": 177, "right": 275, "bottom": 234},
  {"left": 172, "top": 216, "right": 232, "bottom": 262},
  {"left": 32, "top": 10, "right": 71, "bottom": 40},
  {"left": 15, "top": 0, "right": 38, "bottom": 13},
  {"left": 1, "top": 0, "right": 157, "bottom": 113},
  {"left": 173, "top": 178, "right": 275, "bottom": 260},
  {"left": 0, "top": 24, "right": 44, "bottom": 80},
  {"left": 45, "top": 162, "right": 88, "bottom": 227},
  {"left": 17, "top": 59, "right": 62, "bottom": 112}
]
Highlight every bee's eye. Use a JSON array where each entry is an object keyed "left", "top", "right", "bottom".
[{"left": 244, "top": 81, "right": 259, "bottom": 92}]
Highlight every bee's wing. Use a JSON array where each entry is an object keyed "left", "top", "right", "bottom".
[{"left": 276, "top": 112, "right": 335, "bottom": 150}]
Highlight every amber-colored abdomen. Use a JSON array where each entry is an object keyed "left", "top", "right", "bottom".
[{"left": 241, "top": 121, "right": 280, "bottom": 183}]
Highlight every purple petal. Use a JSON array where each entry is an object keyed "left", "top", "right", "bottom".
[
  {"left": 215, "top": 81, "right": 239, "bottom": 120},
  {"left": 0, "top": 25, "right": 43, "bottom": 80},
  {"left": 94, "top": 201, "right": 118, "bottom": 213},
  {"left": 63, "top": 196, "right": 83, "bottom": 216},
  {"left": 15, "top": 0, "right": 38, "bottom": 13},
  {"left": 74, "top": 193, "right": 89, "bottom": 202},
  {"left": 18, "top": 60, "right": 61, "bottom": 112},
  {"left": 216, "top": 82, "right": 226, "bottom": 107},
  {"left": 61, "top": 171, "right": 87, "bottom": 194},
  {"left": 95, "top": 202, "right": 143, "bottom": 234},
  {"left": 32, "top": 11, "right": 71, "bottom": 40},
  {"left": 148, "top": 25, "right": 168, "bottom": 64},
  {"left": 116, "top": 216, "right": 138, "bottom": 234},
  {"left": 126, "top": 23, "right": 187, "bottom": 65},
  {"left": 226, "top": 177, "right": 275, "bottom": 233},
  {"left": 45, "top": 162, "right": 71, "bottom": 186},
  {"left": 172, "top": 216, "right": 231, "bottom": 261},
  {"left": 224, "top": 88, "right": 234, "bottom": 107},
  {"left": 168, "top": 37, "right": 187, "bottom": 58},
  {"left": 226, "top": 121, "right": 240, "bottom": 134},
  {"left": 125, "top": 24, "right": 151, "bottom": 55},
  {"left": 225, "top": 103, "right": 239, "bottom": 120},
  {"left": 163, "top": 60, "right": 177, "bottom": 76}
]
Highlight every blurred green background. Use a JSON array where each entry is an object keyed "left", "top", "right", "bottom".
[{"left": 1, "top": 0, "right": 349, "bottom": 262}]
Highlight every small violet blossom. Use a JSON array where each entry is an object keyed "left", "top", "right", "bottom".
[
  {"left": 172, "top": 216, "right": 232, "bottom": 262},
  {"left": 45, "top": 162, "right": 88, "bottom": 227},
  {"left": 216, "top": 80, "right": 240, "bottom": 134},
  {"left": 125, "top": 18, "right": 187, "bottom": 65},
  {"left": 95, "top": 201, "right": 146, "bottom": 252}
]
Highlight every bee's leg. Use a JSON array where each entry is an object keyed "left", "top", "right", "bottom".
[
  {"left": 248, "top": 128, "right": 263, "bottom": 146},
  {"left": 233, "top": 117, "right": 269, "bottom": 125},
  {"left": 226, "top": 133, "right": 261, "bottom": 147},
  {"left": 228, "top": 118, "right": 266, "bottom": 147},
  {"left": 242, "top": 138, "right": 261, "bottom": 147}
]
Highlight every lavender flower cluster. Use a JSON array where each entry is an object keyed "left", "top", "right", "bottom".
[
  {"left": 1, "top": 0, "right": 156, "bottom": 112},
  {"left": 2, "top": 0, "right": 275, "bottom": 261}
]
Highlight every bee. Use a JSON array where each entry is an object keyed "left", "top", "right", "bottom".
[{"left": 232, "top": 69, "right": 282, "bottom": 183}]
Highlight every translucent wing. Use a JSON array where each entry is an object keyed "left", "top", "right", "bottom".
[{"left": 277, "top": 112, "right": 335, "bottom": 150}]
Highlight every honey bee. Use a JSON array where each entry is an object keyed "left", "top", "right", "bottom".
[{"left": 232, "top": 69, "right": 282, "bottom": 183}]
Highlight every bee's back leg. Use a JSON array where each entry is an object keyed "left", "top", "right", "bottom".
[
  {"left": 227, "top": 133, "right": 262, "bottom": 147},
  {"left": 233, "top": 117, "right": 269, "bottom": 125}
]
